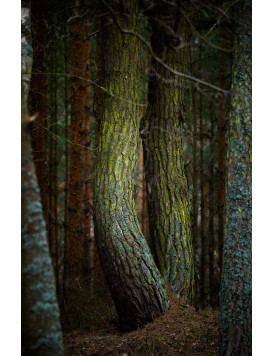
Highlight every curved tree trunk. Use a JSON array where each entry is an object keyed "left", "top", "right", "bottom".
[
  {"left": 94, "top": 0, "right": 169, "bottom": 332},
  {"left": 142, "top": 1, "right": 194, "bottom": 301},
  {"left": 219, "top": 1, "right": 252, "bottom": 354}
]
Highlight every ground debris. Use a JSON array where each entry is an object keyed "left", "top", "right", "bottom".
[{"left": 64, "top": 294, "right": 219, "bottom": 356}]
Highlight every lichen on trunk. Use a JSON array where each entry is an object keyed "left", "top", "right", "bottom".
[
  {"left": 142, "top": 1, "right": 194, "bottom": 302},
  {"left": 94, "top": 0, "right": 169, "bottom": 331},
  {"left": 219, "top": 1, "right": 252, "bottom": 354},
  {"left": 22, "top": 86, "right": 63, "bottom": 356}
]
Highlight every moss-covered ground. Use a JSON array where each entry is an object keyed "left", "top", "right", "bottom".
[{"left": 63, "top": 292, "right": 219, "bottom": 356}]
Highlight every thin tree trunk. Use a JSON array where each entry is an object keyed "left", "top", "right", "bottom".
[
  {"left": 142, "top": 1, "right": 194, "bottom": 301},
  {"left": 48, "top": 43, "right": 58, "bottom": 284},
  {"left": 63, "top": 4, "right": 69, "bottom": 304},
  {"left": 199, "top": 43, "right": 206, "bottom": 305},
  {"left": 219, "top": 2, "right": 251, "bottom": 354},
  {"left": 93, "top": 12, "right": 106, "bottom": 296},
  {"left": 192, "top": 83, "right": 199, "bottom": 307},
  {"left": 218, "top": 25, "right": 227, "bottom": 276},
  {"left": 138, "top": 142, "right": 149, "bottom": 243},
  {"left": 209, "top": 110, "right": 215, "bottom": 306},
  {"left": 64, "top": 0, "right": 91, "bottom": 329},
  {"left": 22, "top": 84, "right": 64, "bottom": 356},
  {"left": 29, "top": 0, "right": 48, "bottom": 227},
  {"left": 94, "top": 0, "right": 169, "bottom": 332},
  {"left": 83, "top": 47, "right": 93, "bottom": 299}
]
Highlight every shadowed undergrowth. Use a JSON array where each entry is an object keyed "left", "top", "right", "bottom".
[{"left": 63, "top": 292, "right": 219, "bottom": 356}]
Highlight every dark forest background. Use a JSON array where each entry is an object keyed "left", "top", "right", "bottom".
[{"left": 1, "top": 0, "right": 272, "bottom": 355}]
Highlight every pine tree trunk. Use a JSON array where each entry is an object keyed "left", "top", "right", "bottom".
[
  {"left": 63, "top": 4, "right": 69, "bottom": 304},
  {"left": 199, "top": 44, "right": 206, "bottom": 305},
  {"left": 29, "top": 0, "right": 48, "bottom": 226},
  {"left": 48, "top": 42, "right": 58, "bottom": 287},
  {"left": 219, "top": 1, "right": 252, "bottom": 354},
  {"left": 93, "top": 13, "right": 106, "bottom": 296},
  {"left": 64, "top": 0, "right": 91, "bottom": 329},
  {"left": 218, "top": 24, "right": 227, "bottom": 278},
  {"left": 142, "top": 1, "right": 194, "bottom": 301},
  {"left": 94, "top": 0, "right": 169, "bottom": 332},
  {"left": 209, "top": 111, "right": 215, "bottom": 306},
  {"left": 22, "top": 85, "right": 63, "bottom": 356},
  {"left": 192, "top": 80, "right": 199, "bottom": 308},
  {"left": 83, "top": 48, "right": 93, "bottom": 299}
]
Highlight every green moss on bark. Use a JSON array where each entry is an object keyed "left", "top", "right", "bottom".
[
  {"left": 142, "top": 1, "right": 194, "bottom": 302},
  {"left": 94, "top": 0, "right": 169, "bottom": 332}
]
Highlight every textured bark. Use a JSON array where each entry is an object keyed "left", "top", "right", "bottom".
[
  {"left": 142, "top": 1, "right": 194, "bottom": 301},
  {"left": 219, "top": 1, "right": 252, "bottom": 354},
  {"left": 64, "top": 0, "right": 91, "bottom": 329},
  {"left": 138, "top": 143, "right": 149, "bottom": 243},
  {"left": 218, "top": 24, "right": 227, "bottom": 277},
  {"left": 94, "top": 0, "right": 169, "bottom": 331},
  {"left": 29, "top": 0, "right": 48, "bottom": 226},
  {"left": 22, "top": 87, "right": 63, "bottom": 356}
]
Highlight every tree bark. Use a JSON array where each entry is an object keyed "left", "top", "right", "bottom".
[
  {"left": 83, "top": 46, "right": 93, "bottom": 299},
  {"left": 48, "top": 39, "right": 59, "bottom": 288},
  {"left": 22, "top": 85, "right": 63, "bottom": 356},
  {"left": 142, "top": 1, "right": 194, "bottom": 301},
  {"left": 219, "top": 1, "right": 252, "bottom": 354},
  {"left": 218, "top": 24, "right": 227, "bottom": 278},
  {"left": 29, "top": 0, "right": 48, "bottom": 227},
  {"left": 199, "top": 43, "right": 206, "bottom": 305},
  {"left": 209, "top": 110, "right": 215, "bottom": 306},
  {"left": 94, "top": 0, "right": 169, "bottom": 332},
  {"left": 64, "top": 0, "right": 91, "bottom": 329},
  {"left": 63, "top": 3, "right": 69, "bottom": 305}
]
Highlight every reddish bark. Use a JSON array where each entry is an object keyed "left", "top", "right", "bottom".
[
  {"left": 64, "top": 0, "right": 91, "bottom": 329},
  {"left": 83, "top": 51, "right": 93, "bottom": 298},
  {"left": 29, "top": 0, "right": 48, "bottom": 226}
]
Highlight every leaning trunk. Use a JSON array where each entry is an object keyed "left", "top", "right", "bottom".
[{"left": 94, "top": 0, "right": 169, "bottom": 332}]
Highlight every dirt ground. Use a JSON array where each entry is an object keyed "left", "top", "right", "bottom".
[{"left": 63, "top": 293, "right": 219, "bottom": 356}]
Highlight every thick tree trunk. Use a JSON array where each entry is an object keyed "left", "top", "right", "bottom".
[
  {"left": 64, "top": 0, "right": 91, "bottom": 329},
  {"left": 219, "top": 1, "right": 252, "bottom": 354},
  {"left": 29, "top": 0, "right": 48, "bottom": 226},
  {"left": 94, "top": 0, "right": 169, "bottom": 332},
  {"left": 22, "top": 86, "right": 63, "bottom": 356},
  {"left": 142, "top": 1, "right": 194, "bottom": 301}
]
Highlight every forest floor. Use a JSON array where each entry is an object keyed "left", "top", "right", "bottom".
[{"left": 63, "top": 292, "right": 219, "bottom": 356}]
